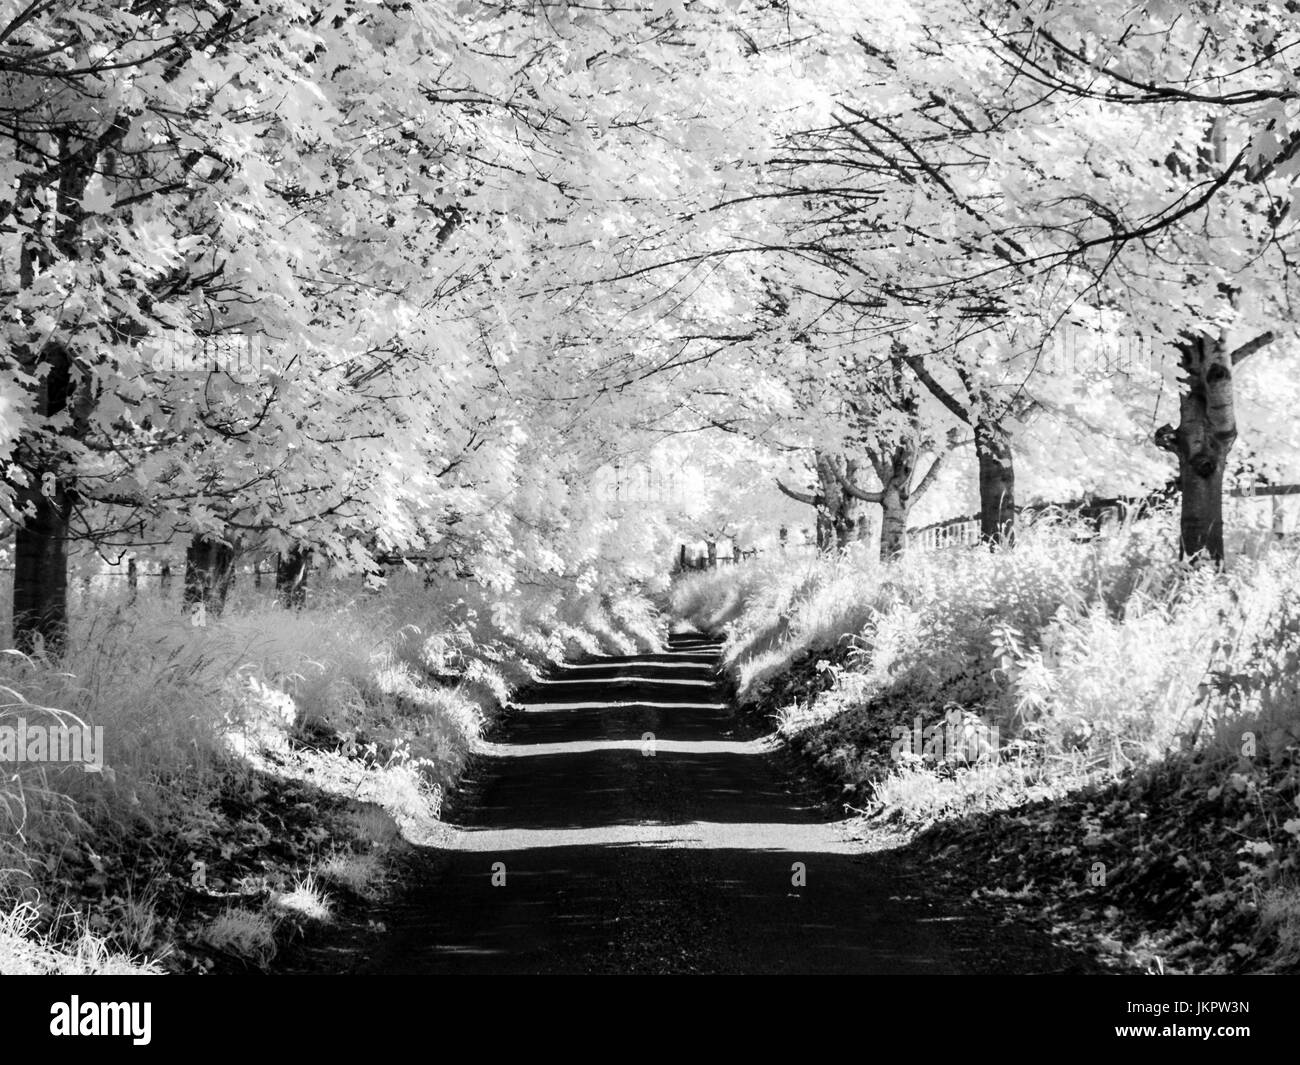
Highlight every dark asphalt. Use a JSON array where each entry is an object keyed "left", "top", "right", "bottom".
[
  {"left": 331, "top": 632, "right": 961, "bottom": 973},
  {"left": 288, "top": 631, "right": 1094, "bottom": 974}
]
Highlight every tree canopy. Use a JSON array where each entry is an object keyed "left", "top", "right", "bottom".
[{"left": 3, "top": 0, "right": 1299, "bottom": 647}]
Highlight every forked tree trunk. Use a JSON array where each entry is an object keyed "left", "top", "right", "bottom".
[
  {"left": 878, "top": 442, "right": 918, "bottom": 561},
  {"left": 833, "top": 439, "right": 949, "bottom": 563},
  {"left": 276, "top": 547, "right": 310, "bottom": 609},
  {"left": 776, "top": 453, "right": 866, "bottom": 555},
  {"left": 184, "top": 535, "right": 236, "bottom": 617},
  {"left": 1155, "top": 332, "right": 1238, "bottom": 563},
  {"left": 975, "top": 417, "right": 1016, "bottom": 546}
]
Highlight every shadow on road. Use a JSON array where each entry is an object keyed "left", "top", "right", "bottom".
[{"left": 282, "top": 632, "right": 1101, "bottom": 974}]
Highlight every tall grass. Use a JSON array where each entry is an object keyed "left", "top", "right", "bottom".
[
  {"left": 674, "top": 514, "right": 1300, "bottom": 808},
  {"left": 0, "top": 570, "right": 662, "bottom": 972}
]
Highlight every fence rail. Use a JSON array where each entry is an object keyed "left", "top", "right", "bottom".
[
  {"left": 908, "top": 483, "right": 1300, "bottom": 553},
  {"left": 675, "top": 543, "right": 760, "bottom": 571},
  {"left": 676, "top": 482, "right": 1300, "bottom": 568}
]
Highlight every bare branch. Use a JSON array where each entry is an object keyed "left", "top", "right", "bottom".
[
  {"left": 902, "top": 354, "right": 971, "bottom": 424},
  {"left": 828, "top": 462, "right": 882, "bottom": 503},
  {"left": 1229, "top": 331, "right": 1276, "bottom": 366},
  {"left": 1154, "top": 423, "right": 1181, "bottom": 455},
  {"left": 775, "top": 479, "right": 821, "bottom": 507},
  {"left": 911, "top": 452, "right": 947, "bottom": 503}
]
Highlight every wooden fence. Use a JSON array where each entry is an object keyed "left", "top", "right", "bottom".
[
  {"left": 909, "top": 483, "right": 1300, "bottom": 553},
  {"left": 677, "top": 482, "right": 1300, "bottom": 567},
  {"left": 676, "top": 542, "right": 761, "bottom": 571},
  {"left": 0, "top": 558, "right": 285, "bottom": 606}
]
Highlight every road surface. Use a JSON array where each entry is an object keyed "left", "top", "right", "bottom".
[{"left": 290, "top": 632, "right": 1092, "bottom": 974}]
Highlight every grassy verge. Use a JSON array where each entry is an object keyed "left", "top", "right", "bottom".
[
  {"left": 1, "top": 573, "right": 660, "bottom": 973},
  {"left": 673, "top": 517, "right": 1300, "bottom": 974}
]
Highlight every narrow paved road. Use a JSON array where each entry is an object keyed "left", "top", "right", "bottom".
[{"left": 324, "top": 631, "right": 987, "bottom": 974}]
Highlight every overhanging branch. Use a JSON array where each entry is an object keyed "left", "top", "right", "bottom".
[
  {"left": 775, "top": 479, "right": 822, "bottom": 507},
  {"left": 1229, "top": 331, "right": 1276, "bottom": 365}
]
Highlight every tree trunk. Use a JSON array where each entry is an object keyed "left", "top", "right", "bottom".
[
  {"left": 815, "top": 454, "right": 843, "bottom": 551},
  {"left": 12, "top": 475, "right": 71, "bottom": 655},
  {"left": 11, "top": 342, "right": 75, "bottom": 656},
  {"left": 1155, "top": 333, "right": 1237, "bottom": 563},
  {"left": 1179, "top": 454, "right": 1226, "bottom": 561},
  {"left": 879, "top": 486, "right": 908, "bottom": 560},
  {"left": 276, "top": 547, "right": 310, "bottom": 609},
  {"left": 184, "top": 535, "right": 235, "bottom": 617},
  {"left": 776, "top": 454, "right": 867, "bottom": 555},
  {"left": 11, "top": 129, "right": 107, "bottom": 653},
  {"left": 815, "top": 513, "right": 832, "bottom": 551},
  {"left": 706, "top": 540, "right": 717, "bottom": 568},
  {"left": 879, "top": 492, "right": 907, "bottom": 559},
  {"left": 877, "top": 442, "right": 918, "bottom": 561},
  {"left": 975, "top": 417, "right": 1016, "bottom": 546},
  {"left": 814, "top": 451, "right": 865, "bottom": 552}
]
